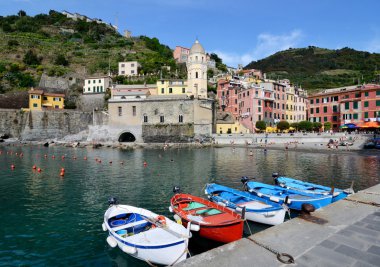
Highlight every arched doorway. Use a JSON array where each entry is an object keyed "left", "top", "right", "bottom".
[{"left": 118, "top": 132, "right": 136, "bottom": 142}]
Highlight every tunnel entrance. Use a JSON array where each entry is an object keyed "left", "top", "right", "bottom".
[{"left": 118, "top": 132, "right": 136, "bottom": 142}]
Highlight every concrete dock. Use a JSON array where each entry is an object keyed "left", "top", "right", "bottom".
[{"left": 178, "top": 184, "right": 380, "bottom": 267}]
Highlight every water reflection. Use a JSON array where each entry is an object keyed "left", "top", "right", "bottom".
[{"left": 0, "top": 146, "right": 378, "bottom": 266}]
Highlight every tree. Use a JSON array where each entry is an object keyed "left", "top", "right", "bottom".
[
  {"left": 256, "top": 120, "right": 266, "bottom": 132},
  {"left": 18, "top": 10, "right": 26, "bottom": 17},
  {"left": 290, "top": 122, "right": 299, "bottom": 131},
  {"left": 277, "top": 120, "right": 290, "bottom": 131},
  {"left": 324, "top": 122, "right": 332, "bottom": 131},
  {"left": 313, "top": 122, "right": 323, "bottom": 131},
  {"left": 298, "top": 120, "right": 313, "bottom": 131},
  {"left": 23, "top": 50, "right": 41, "bottom": 65},
  {"left": 54, "top": 54, "right": 69, "bottom": 66}
]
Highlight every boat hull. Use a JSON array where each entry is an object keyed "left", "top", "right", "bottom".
[{"left": 244, "top": 208, "right": 286, "bottom": 225}]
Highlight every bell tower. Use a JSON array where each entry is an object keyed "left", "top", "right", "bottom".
[{"left": 187, "top": 39, "right": 208, "bottom": 99}]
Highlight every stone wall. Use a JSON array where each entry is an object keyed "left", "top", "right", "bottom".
[
  {"left": 77, "top": 94, "right": 105, "bottom": 112},
  {"left": 0, "top": 109, "right": 29, "bottom": 138},
  {"left": 142, "top": 123, "right": 194, "bottom": 143},
  {"left": 0, "top": 109, "right": 93, "bottom": 141}
]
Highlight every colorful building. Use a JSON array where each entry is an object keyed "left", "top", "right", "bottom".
[
  {"left": 28, "top": 88, "right": 65, "bottom": 110},
  {"left": 156, "top": 79, "right": 188, "bottom": 95},
  {"left": 111, "top": 84, "right": 157, "bottom": 98},
  {"left": 118, "top": 61, "right": 140, "bottom": 76},
  {"left": 83, "top": 76, "right": 112, "bottom": 94},
  {"left": 308, "top": 84, "right": 380, "bottom": 130}
]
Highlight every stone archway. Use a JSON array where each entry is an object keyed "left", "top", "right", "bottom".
[{"left": 118, "top": 132, "right": 136, "bottom": 142}]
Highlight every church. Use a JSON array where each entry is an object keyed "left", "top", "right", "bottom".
[{"left": 102, "top": 40, "right": 214, "bottom": 143}]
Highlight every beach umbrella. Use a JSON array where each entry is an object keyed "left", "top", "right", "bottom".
[
  {"left": 363, "top": 121, "right": 380, "bottom": 128},
  {"left": 345, "top": 123, "right": 357, "bottom": 129}
]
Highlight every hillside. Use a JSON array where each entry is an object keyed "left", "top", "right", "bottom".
[
  {"left": 245, "top": 46, "right": 380, "bottom": 90},
  {"left": 0, "top": 10, "right": 180, "bottom": 95}
]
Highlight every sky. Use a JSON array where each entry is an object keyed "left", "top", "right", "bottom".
[{"left": 1, "top": 0, "right": 380, "bottom": 67}]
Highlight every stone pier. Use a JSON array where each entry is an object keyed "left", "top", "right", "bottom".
[{"left": 178, "top": 184, "right": 380, "bottom": 267}]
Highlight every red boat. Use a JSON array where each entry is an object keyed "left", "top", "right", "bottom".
[{"left": 170, "top": 193, "right": 244, "bottom": 243}]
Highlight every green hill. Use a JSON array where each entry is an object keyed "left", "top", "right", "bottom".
[
  {"left": 244, "top": 46, "right": 380, "bottom": 90},
  {"left": 0, "top": 10, "right": 180, "bottom": 94}
]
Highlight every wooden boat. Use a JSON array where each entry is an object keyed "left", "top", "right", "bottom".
[
  {"left": 205, "top": 183, "right": 286, "bottom": 225},
  {"left": 169, "top": 191, "right": 244, "bottom": 243},
  {"left": 274, "top": 175, "right": 354, "bottom": 203},
  {"left": 241, "top": 177, "right": 333, "bottom": 211},
  {"left": 103, "top": 198, "right": 191, "bottom": 266}
]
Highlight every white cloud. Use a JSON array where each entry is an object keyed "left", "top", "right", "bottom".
[{"left": 213, "top": 30, "right": 303, "bottom": 67}]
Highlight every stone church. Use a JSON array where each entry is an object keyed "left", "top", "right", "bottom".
[{"left": 95, "top": 40, "right": 214, "bottom": 143}]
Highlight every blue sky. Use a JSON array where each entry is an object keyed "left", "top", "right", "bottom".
[{"left": 1, "top": 0, "right": 380, "bottom": 67}]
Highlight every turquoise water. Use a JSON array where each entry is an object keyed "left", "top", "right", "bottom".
[{"left": 0, "top": 145, "right": 379, "bottom": 266}]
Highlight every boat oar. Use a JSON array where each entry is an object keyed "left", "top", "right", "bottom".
[{"left": 140, "top": 214, "right": 190, "bottom": 239}]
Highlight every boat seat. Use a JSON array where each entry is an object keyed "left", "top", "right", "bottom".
[
  {"left": 195, "top": 208, "right": 222, "bottom": 216},
  {"left": 183, "top": 202, "right": 206, "bottom": 211},
  {"left": 111, "top": 219, "right": 148, "bottom": 232}
]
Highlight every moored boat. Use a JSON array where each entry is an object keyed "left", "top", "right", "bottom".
[
  {"left": 170, "top": 188, "right": 244, "bottom": 243},
  {"left": 274, "top": 174, "right": 354, "bottom": 202},
  {"left": 103, "top": 198, "right": 191, "bottom": 266},
  {"left": 242, "top": 177, "right": 333, "bottom": 210},
  {"left": 205, "top": 183, "right": 286, "bottom": 225}
]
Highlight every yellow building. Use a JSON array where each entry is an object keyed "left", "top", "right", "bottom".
[
  {"left": 156, "top": 79, "right": 189, "bottom": 96},
  {"left": 28, "top": 89, "right": 65, "bottom": 110},
  {"left": 216, "top": 112, "right": 249, "bottom": 134},
  {"left": 286, "top": 86, "right": 295, "bottom": 122}
]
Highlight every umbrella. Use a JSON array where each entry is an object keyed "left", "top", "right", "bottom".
[
  {"left": 345, "top": 123, "right": 357, "bottom": 129},
  {"left": 339, "top": 125, "right": 348, "bottom": 129},
  {"left": 363, "top": 121, "right": 380, "bottom": 128}
]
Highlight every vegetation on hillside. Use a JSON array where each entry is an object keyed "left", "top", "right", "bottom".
[
  {"left": 245, "top": 46, "right": 380, "bottom": 90},
  {"left": 0, "top": 10, "right": 184, "bottom": 93}
]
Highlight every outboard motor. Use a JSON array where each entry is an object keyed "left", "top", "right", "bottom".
[
  {"left": 272, "top": 172, "right": 279, "bottom": 184},
  {"left": 173, "top": 186, "right": 181, "bottom": 194},
  {"left": 108, "top": 197, "right": 118, "bottom": 206},
  {"left": 241, "top": 176, "right": 250, "bottom": 191}
]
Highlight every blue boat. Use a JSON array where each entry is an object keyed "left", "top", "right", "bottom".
[
  {"left": 241, "top": 177, "right": 333, "bottom": 211},
  {"left": 205, "top": 183, "right": 286, "bottom": 225},
  {"left": 274, "top": 175, "right": 354, "bottom": 203}
]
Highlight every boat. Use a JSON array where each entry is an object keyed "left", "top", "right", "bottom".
[
  {"left": 102, "top": 198, "right": 192, "bottom": 266},
  {"left": 241, "top": 177, "right": 333, "bottom": 211},
  {"left": 169, "top": 187, "right": 244, "bottom": 243},
  {"left": 274, "top": 175, "right": 354, "bottom": 202},
  {"left": 205, "top": 183, "right": 286, "bottom": 225}
]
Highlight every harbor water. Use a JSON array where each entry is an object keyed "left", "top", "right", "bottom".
[{"left": 0, "top": 145, "right": 379, "bottom": 266}]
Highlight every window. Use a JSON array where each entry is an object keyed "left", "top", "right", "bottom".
[
  {"left": 365, "top": 92, "right": 369, "bottom": 97},
  {"left": 31, "top": 95, "right": 40, "bottom": 99},
  {"left": 286, "top": 115, "right": 288, "bottom": 120},
  {"left": 169, "top": 88, "right": 173, "bottom": 94},
  {"left": 132, "top": 106, "right": 136, "bottom": 116},
  {"left": 247, "top": 91, "right": 249, "bottom": 96},
  {"left": 353, "top": 102, "right": 358, "bottom": 109},
  {"left": 333, "top": 116, "right": 337, "bottom": 121},
  {"left": 353, "top": 113, "right": 358, "bottom": 119},
  {"left": 377, "top": 90, "right": 380, "bottom": 96},
  {"left": 100, "top": 86, "right": 103, "bottom": 92},
  {"left": 316, "top": 99, "right": 319, "bottom": 104},
  {"left": 195, "top": 72, "right": 198, "bottom": 78},
  {"left": 345, "top": 102, "right": 349, "bottom": 110},
  {"left": 99, "top": 79, "right": 101, "bottom": 83},
  {"left": 323, "top": 106, "right": 327, "bottom": 113},
  {"left": 88, "top": 87, "right": 90, "bottom": 92},
  {"left": 182, "top": 88, "right": 185, "bottom": 93},
  {"left": 160, "top": 115, "right": 164, "bottom": 123},
  {"left": 53, "top": 97, "right": 61, "bottom": 101},
  {"left": 258, "top": 115, "right": 262, "bottom": 120},
  {"left": 310, "top": 108, "right": 314, "bottom": 114},
  {"left": 376, "top": 100, "right": 380, "bottom": 106},
  {"left": 364, "top": 112, "right": 368, "bottom": 118},
  {"left": 131, "top": 63, "right": 135, "bottom": 67},
  {"left": 316, "top": 107, "right": 319, "bottom": 114},
  {"left": 179, "top": 115, "right": 183, "bottom": 123},
  {"left": 131, "top": 70, "right": 135, "bottom": 74},
  {"left": 282, "top": 114, "right": 285, "bottom": 119},
  {"left": 43, "top": 96, "right": 48, "bottom": 100},
  {"left": 364, "top": 101, "right": 369, "bottom": 107},
  {"left": 55, "top": 105, "right": 59, "bottom": 109},
  {"left": 235, "top": 99, "right": 237, "bottom": 104},
  {"left": 33, "top": 103, "right": 38, "bottom": 107},
  {"left": 118, "top": 106, "right": 122, "bottom": 116},
  {"left": 310, "top": 99, "right": 314, "bottom": 104},
  {"left": 161, "top": 88, "right": 164, "bottom": 94},
  {"left": 355, "top": 92, "right": 360, "bottom": 98},
  {"left": 143, "top": 114, "right": 148, "bottom": 123},
  {"left": 88, "top": 80, "right": 91, "bottom": 84},
  {"left": 121, "top": 64, "right": 125, "bottom": 67},
  {"left": 258, "top": 107, "right": 261, "bottom": 112},
  {"left": 324, "top": 117, "right": 328, "bottom": 122},
  {"left": 333, "top": 105, "right": 338, "bottom": 112}
]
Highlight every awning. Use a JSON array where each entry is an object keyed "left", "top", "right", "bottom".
[{"left": 42, "top": 103, "right": 53, "bottom": 107}]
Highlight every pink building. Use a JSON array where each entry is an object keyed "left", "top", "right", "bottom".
[
  {"left": 308, "top": 84, "right": 380, "bottom": 130},
  {"left": 217, "top": 79, "right": 241, "bottom": 120},
  {"left": 173, "top": 46, "right": 190, "bottom": 63}
]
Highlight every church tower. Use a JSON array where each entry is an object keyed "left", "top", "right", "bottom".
[{"left": 187, "top": 39, "right": 208, "bottom": 99}]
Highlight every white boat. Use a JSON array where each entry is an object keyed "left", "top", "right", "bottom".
[{"left": 102, "top": 198, "right": 192, "bottom": 266}]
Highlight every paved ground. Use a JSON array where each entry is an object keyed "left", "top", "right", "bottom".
[{"left": 177, "top": 184, "right": 380, "bottom": 267}]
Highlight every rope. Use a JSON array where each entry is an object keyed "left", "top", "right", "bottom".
[
  {"left": 343, "top": 198, "right": 380, "bottom": 207},
  {"left": 144, "top": 259, "right": 158, "bottom": 267},
  {"left": 244, "top": 220, "right": 294, "bottom": 264},
  {"left": 169, "top": 247, "right": 190, "bottom": 266}
]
